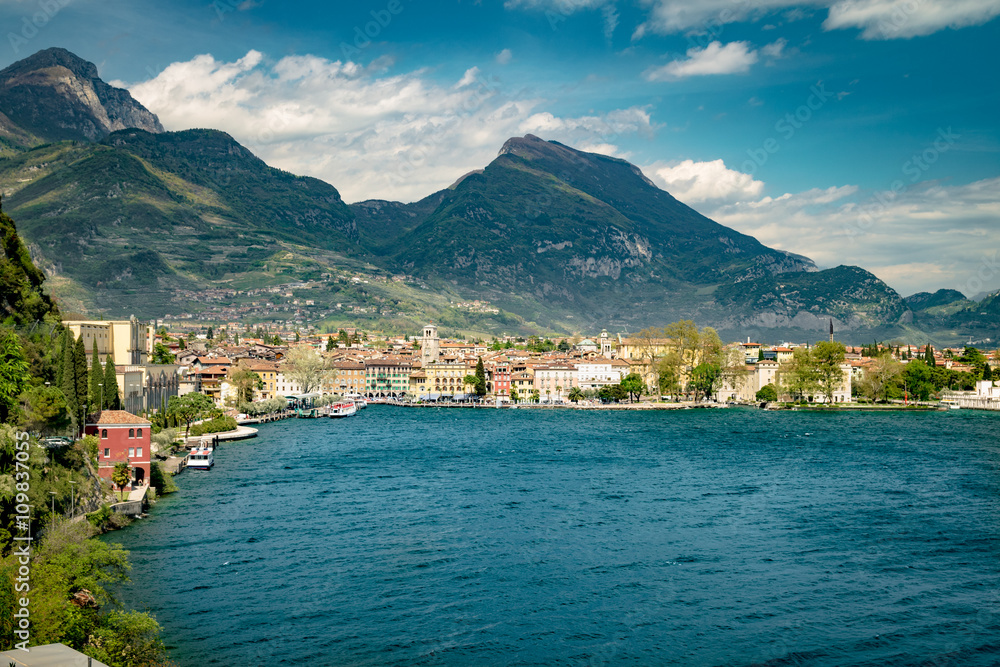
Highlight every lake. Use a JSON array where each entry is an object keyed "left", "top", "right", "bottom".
[{"left": 107, "top": 406, "right": 1000, "bottom": 666}]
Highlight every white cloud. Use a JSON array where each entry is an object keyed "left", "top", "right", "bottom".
[
  {"left": 644, "top": 41, "right": 759, "bottom": 80},
  {"left": 629, "top": 0, "right": 1000, "bottom": 39},
  {"left": 495, "top": 48, "right": 513, "bottom": 65},
  {"left": 634, "top": 0, "right": 825, "bottom": 35},
  {"left": 504, "top": 0, "right": 607, "bottom": 9},
  {"left": 696, "top": 173, "right": 1000, "bottom": 296},
  {"left": 761, "top": 37, "right": 788, "bottom": 57},
  {"left": 647, "top": 159, "right": 765, "bottom": 204},
  {"left": 127, "top": 51, "right": 653, "bottom": 203},
  {"left": 455, "top": 66, "right": 480, "bottom": 89},
  {"left": 824, "top": 0, "right": 1000, "bottom": 39}
]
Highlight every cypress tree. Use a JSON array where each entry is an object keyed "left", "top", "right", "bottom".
[
  {"left": 89, "top": 342, "right": 103, "bottom": 410},
  {"left": 74, "top": 336, "right": 88, "bottom": 422},
  {"left": 474, "top": 357, "right": 487, "bottom": 397},
  {"left": 104, "top": 355, "right": 121, "bottom": 410},
  {"left": 60, "top": 333, "right": 78, "bottom": 428},
  {"left": 984, "top": 364, "right": 993, "bottom": 381},
  {"left": 56, "top": 330, "right": 70, "bottom": 387}
]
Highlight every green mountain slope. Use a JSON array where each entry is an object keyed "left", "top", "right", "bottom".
[{"left": 0, "top": 48, "right": 982, "bottom": 342}]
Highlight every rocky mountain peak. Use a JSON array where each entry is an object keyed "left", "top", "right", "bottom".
[{"left": 0, "top": 47, "right": 163, "bottom": 144}]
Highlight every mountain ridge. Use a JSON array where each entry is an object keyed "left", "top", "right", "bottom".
[{"left": 0, "top": 47, "right": 992, "bottom": 343}]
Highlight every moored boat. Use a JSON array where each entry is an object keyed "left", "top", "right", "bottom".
[
  {"left": 329, "top": 401, "right": 357, "bottom": 418},
  {"left": 187, "top": 448, "right": 214, "bottom": 469}
]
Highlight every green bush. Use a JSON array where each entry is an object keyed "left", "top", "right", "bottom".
[
  {"left": 189, "top": 415, "right": 237, "bottom": 436},
  {"left": 149, "top": 461, "right": 178, "bottom": 495},
  {"left": 86, "top": 504, "right": 113, "bottom": 531},
  {"left": 755, "top": 384, "right": 778, "bottom": 402}
]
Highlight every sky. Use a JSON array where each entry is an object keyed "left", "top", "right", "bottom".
[{"left": 1, "top": 0, "right": 999, "bottom": 298}]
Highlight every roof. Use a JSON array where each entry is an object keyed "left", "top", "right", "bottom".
[
  {"left": 2, "top": 643, "right": 111, "bottom": 667},
  {"left": 87, "top": 410, "right": 151, "bottom": 425}
]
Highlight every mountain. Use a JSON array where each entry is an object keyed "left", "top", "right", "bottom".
[
  {"left": 0, "top": 47, "right": 162, "bottom": 151},
  {"left": 0, "top": 203, "right": 59, "bottom": 327},
  {"left": 351, "top": 135, "right": 830, "bottom": 332},
  {"left": 0, "top": 48, "right": 972, "bottom": 341},
  {"left": 904, "top": 289, "right": 970, "bottom": 313}
]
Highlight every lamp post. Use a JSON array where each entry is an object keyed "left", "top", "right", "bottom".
[
  {"left": 49, "top": 491, "right": 57, "bottom": 522},
  {"left": 68, "top": 480, "right": 77, "bottom": 518}
]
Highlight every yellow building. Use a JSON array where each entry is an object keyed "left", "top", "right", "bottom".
[
  {"left": 64, "top": 316, "right": 153, "bottom": 366},
  {"left": 422, "top": 360, "right": 473, "bottom": 397}
]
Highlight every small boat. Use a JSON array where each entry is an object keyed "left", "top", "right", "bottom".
[
  {"left": 345, "top": 394, "right": 367, "bottom": 409},
  {"left": 187, "top": 448, "right": 214, "bottom": 469},
  {"left": 329, "top": 401, "right": 357, "bottom": 418},
  {"left": 939, "top": 399, "right": 961, "bottom": 410}
]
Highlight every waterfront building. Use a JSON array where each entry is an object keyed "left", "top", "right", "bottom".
[
  {"left": 533, "top": 363, "right": 578, "bottom": 403},
  {"left": 366, "top": 358, "right": 413, "bottom": 398},
  {"left": 85, "top": 410, "right": 151, "bottom": 491}
]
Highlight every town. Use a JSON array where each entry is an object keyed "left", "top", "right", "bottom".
[{"left": 65, "top": 314, "right": 999, "bottom": 417}]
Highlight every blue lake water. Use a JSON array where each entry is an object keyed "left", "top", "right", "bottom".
[{"left": 107, "top": 406, "right": 1000, "bottom": 666}]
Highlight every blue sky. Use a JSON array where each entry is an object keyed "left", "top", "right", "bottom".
[{"left": 2, "top": 0, "right": 999, "bottom": 296}]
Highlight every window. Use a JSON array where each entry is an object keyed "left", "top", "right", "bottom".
[
  {"left": 128, "top": 448, "right": 135, "bottom": 457},
  {"left": 101, "top": 429, "right": 108, "bottom": 439},
  {"left": 104, "top": 448, "right": 110, "bottom": 458},
  {"left": 137, "top": 428, "right": 142, "bottom": 437},
  {"left": 129, "top": 428, "right": 135, "bottom": 438},
  {"left": 137, "top": 447, "right": 143, "bottom": 457}
]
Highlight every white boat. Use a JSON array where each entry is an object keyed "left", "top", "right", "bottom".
[
  {"left": 329, "top": 401, "right": 357, "bottom": 418},
  {"left": 187, "top": 448, "right": 214, "bottom": 469},
  {"left": 940, "top": 399, "right": 961, "bottom": 410},
  {"left": 345, "top": 394, "right": 367, "bottom": 409}
]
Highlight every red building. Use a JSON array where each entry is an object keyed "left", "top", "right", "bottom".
[
  {"left": 85, "top": 410, "right": 152, "bottom": 492},
  {"left": 488, "top": 358, "right": 511, "bottom": 400}
]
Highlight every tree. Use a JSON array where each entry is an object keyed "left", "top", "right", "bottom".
[
  {"left": 598, "top": 384, "right": 627, "bottom": 403},
  {"left": 207, "top": 326, "right": 214, "bottom": 340},
  {"left": 621, "top": 373, "right": 644, "bottom": 403},
  {"left": 462, "top": 374, "right": 479, "bottom": 395},
  {"left": 325, "top": 337, "right": 336, "bottom": 352},
  {"left": 530, "top": 389, "right": 540, "bottom": 404},
  {"left": 89, "top": 342, "right": 102, "bottom": 411},
  {"left": 233, "top": 331, "right": 240, "bottom": 346},
  {"left": 0, "top": 328, "right": 30, "bottom": 424},
  {"left": 55, "top": 329, "right": 70, "bottom": 388},
  {"left": 755, "top": 384, "right": 778, "bottom": 402},
  {"left": 229, "top": 361, "right": 263, "bottom": 405},
  {"left": 812, "top": 340, "right": 847, "bottom": 403},
  {"left": 509, "top": 386, "right": 519, "bottom": 403},
  {"left": 73, "top": 335, "right": 88, "bottom": 423},
  {"left": 111, "top": 461, "right": 132, "bottom": 500},
  {"left": 656, "top": 352, "right": 682, "bottom": 399},
  {"left": 60, "top": 332, "right": 79, "bottom": 429},
  {"left": 985, "top": 364, "right": 994, "bottom": 381},
  {"left": 474, "top": 357, "right": 487, "bottom": 398},
  {"left": 103, "top": 355, "right": 121, "bottom": 410},
  {"left": 84, "top": 610, "right": 171, "bottom": 667},
  {"left": 859, "top": 353, "right": 903, "bottom": 402},
  {"left": 925, "top": 344, "right": 936, "bottom": 367},
  {"left": 283, "top": 346, "right": 333, "bottom": 394},
  {"left": 150, "top": 342, "right": 175, "bottom": 365},
  {"left": 779, "top": 347, "right": 820, "bottom": 403},
  {"left": 568, "top": 386, "right": 584, "bottom": 403},
  {"left": 663, "top": 320, "right": 700, "bottom": 390},
  {"left": 690, "top": 363, "right": 719, "bottom": 402},
  {"left": 19, "top": 384, "right": 71, "bottom": 435},
  {"left": 903, "top": 360, "right": 935, "bottom": 401},
  {"left": 167, "top": 393, "right": 216, "bottom": 438}
]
